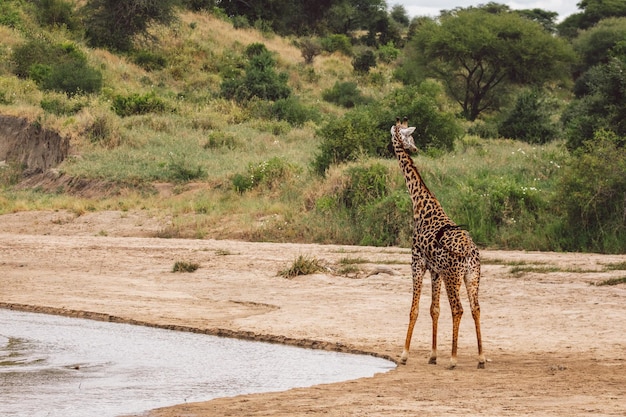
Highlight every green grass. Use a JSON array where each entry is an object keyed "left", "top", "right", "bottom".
[
  {"left": 595, "top": 276, "right": 626, "bottom": 286},
  {"left": 172, "top": 261, "right": 200, "bottom": 272},
  {"left": 279, "top": 255, "right": 326, "bottom": 278}
]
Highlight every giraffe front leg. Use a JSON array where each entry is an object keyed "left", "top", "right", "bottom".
[
  {"left": 401, "top": 257, "right": 425, "bottom": 364},
  {"left": 400, "top": 294, "right": 419, "bottom": 365},
  {"left": 429, "top": 272, "right": 442, "bottom": 365}
]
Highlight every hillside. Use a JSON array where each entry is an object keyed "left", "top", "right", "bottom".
[{"left": 0, "top": 5, "right": 624, "bottom": 253}]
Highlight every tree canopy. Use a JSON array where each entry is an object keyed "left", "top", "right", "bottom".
[
  {"left": 400, "top": 7, "right": 575, "bottom": 120},
  {"left": 81, "top": 0, "right": 180, "bottom": 51}
]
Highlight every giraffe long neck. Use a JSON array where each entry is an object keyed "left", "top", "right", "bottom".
[{"left": 392, "top": 126, "right": 449, "bottom": 230}]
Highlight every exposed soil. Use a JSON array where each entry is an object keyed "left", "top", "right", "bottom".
[
  {"left": 0, "top": 115, "right": 69, "bottom": 175},
  {"left": 1, "top": 209, "right": 625, "bottom": 417}
]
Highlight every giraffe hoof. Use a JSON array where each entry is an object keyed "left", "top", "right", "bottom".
[
  {"left": 477, "top": 361, "right": 485, "bottom": 369},
  {"left": 428, "top": 357, "right": 437, "bottom": 365}
]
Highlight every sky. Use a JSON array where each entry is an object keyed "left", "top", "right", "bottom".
[{"left": 390, "top": 0, "right": 580, "bottom": 22}]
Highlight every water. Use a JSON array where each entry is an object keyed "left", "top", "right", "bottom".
[{"left": 0, "top": 309, "right": 394, "bottom": 417}]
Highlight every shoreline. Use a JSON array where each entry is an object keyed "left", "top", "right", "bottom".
[{"left": 1, "top": 210, "right": 625, "bottom": 416}]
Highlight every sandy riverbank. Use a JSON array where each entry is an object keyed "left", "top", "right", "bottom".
[{"left": 1, "top": 210, "right": 625, "bottom": 416}]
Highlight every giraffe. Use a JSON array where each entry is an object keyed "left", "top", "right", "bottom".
[{"left": 391, "top": 117, "right": 485, "bottom": 369}]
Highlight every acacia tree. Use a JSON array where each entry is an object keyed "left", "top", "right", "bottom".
[{"left": 403, "top": 8, "right": 575, "bottom": 121}]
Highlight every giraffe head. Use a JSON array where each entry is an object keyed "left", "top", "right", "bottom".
[{"left": 391, "top": 117, "right": 417, "bottom": 153}]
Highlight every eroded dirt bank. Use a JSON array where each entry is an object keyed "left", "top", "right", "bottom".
[{"left": 1, "top": 210, "right": 625, "bottom": 417}]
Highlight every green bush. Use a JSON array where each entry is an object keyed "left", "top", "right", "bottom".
[
  {"left": 40, "top": 96, "right": 86, "bottom": 115},
  {"left": 313, "top": 108, "right": 382, "bottom": 175},
  {"left": 340, "top": 163, "right": 389, "bottom": 209},
  {"left": 322, "top": 81, "right": 371, "bottom": 108},
  {"left": 562, "top": 58, "right": 626, "bottom": 151},
  {"left": 11, "top": 39, "right": 102, "bottom": 96},
  {"left": 498, "top": 89, "right": 559, "bottom": 144},
  {"left": 220, "top": 46, "right": 291, "bottom": 102},
  {"left": 320, "top": 34, "right": 352, "bottom": 56},
  {"left": 232, "top": 15, "right": 250, "bottom": 29},
  {"left": 167, "top": 153, "right": 206, "bottom": 182},
  {"left": 36, "top": 0, "right": 79, "bottom": 30},
  {"left": 181, "top": 0, "right": 217, "bottom": 11},
  {"left": 203, "top": 131, "right": 240, "bottom": 150},
  {"left": 377, "top": 41, "right": 400, "bottom": 64},
  {"left": 313, "top": 85, "right": 461, "bottom": 175},
  {"left": 132, "top": 50, "right": 167, "bottom": 71},
  {"left": 40, "top": 61, "right": 102, "bottom": 96},
  {"left": 352, "top": 50, "right": 376, "bottom": 73},
  {"left": 0, "top": 1, "right": 22, "bottom": 28},
  {"left": 358, "top": 190, "right": 412, "bottom": 246},
  {"left": 554, "top": 130, "right": 626, "bottom": 253},
  {"left": 81, "top": 0, "right": 179, "bottom": 51},
  {"left": 232, "top": 157, "right": 298, "bottom": 192},
  {"left": 271, "top": 97, "right": 320, "bottom": 126},
  {"left": 314, "top": 163, "right": 412, "bottom": 247},
  {"left": 298, "top": 37, "right": 322, "bottom": 65},
  {"left": 111, "top": 92, "right": 168, "bottom": 117}
]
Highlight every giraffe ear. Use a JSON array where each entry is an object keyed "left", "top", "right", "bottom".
[{"left": 403, "top": 127, "right": 416, "bottom": 136}]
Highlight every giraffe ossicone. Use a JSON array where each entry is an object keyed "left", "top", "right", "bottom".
[{"left": 390, "top": 118, "right": 485, "bottom": 369}]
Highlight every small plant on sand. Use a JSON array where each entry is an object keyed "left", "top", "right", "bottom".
[
  {"left": 594, "top": 276, "right": 626, "bottom": 286},
  {"left": 172, "top": 261, "right": 199, "bottom": 273},
  {"left": 279, "top": 255, "right": 325, "bottom": 278}
]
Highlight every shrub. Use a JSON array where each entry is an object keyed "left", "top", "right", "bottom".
[
  {"left": 111, "top": 92, "right": 168, "bottom": 117},
  {"left": 181, "top": 0, "right": 217, "bottom": 11},
  {"left": 554, "top": 129, "right": 626, "bottom": 253},
  {"left": 562, "top": 58, "right": 626, "bottom": 151},
  {"left": 298, "top": 38, "right": 322, "bottom": 65},
  {"left": 312, "top": 108, "right": 381, "bottom": 175},
  {"left": 232, "top": 15, "right": 250, "bottom": 29},
  {"left": 81, "top": 0, "right": 179, "bottom": 51},
  {"left": 220, "top": 46, "right": 291, "bottom": 102},
  {"left": 39, "top": 61, "right": 103, "bottom": 96},
  {"left": 0, "top": 2, "right": 22, "bottom": 28},
  {"left": 232, "top": 157, "right": 298, "bottom": 192},
  {"left": 358, "top": 190, "right": 412, "bottom": 246},
  {"left": 40, "top": 96, "right": 86, "bottom": 115},
  {"left": 36, "top": 0, "right": 79, "bottom": 30},
  {"left": 279, "top": 255, "right": 325, "bottom": 278},
  {"left": 314, "top": 163, "right": 412, "bottom": 247},
  {"left": 377, "top": 41, "right": 400, "bottom": 63},
  {"left": 166, "top": 152, "right": 206, "bottom": 182},
  {"left": 12, "top": 39, "right": 102, "bottom": 96},
  {"left": 322, "top": 81, "right": 371, "bottom": 108},
  {"left": 271, "top": 97, "right": 320, "bottom": 126},
  {"left": 352, "top": 50, "right": 376, "bottom": 73},
  {"left": 320, "top": 34, "right": 353, "bottom": 56},
  {"left": 498, "top": 89, "right": 559, "bottom": 144},
  {"left": 172, "top": 261, "right": 199, "bottom": 272},
  {"left": 203, "top": 131, "right": 240, "bottom": 150},
  {"left": 340, "top": 163, "right": 389, "bottom": 209},
  {"left": 132, "top": 50, "right": 167, "bottom": 71},
  {"left": 313, "top": 84, "right": 461, "bottom": 175}
]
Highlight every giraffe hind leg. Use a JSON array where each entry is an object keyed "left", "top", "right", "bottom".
[
  {"left": 443, "top": 275, "right": 463, "bottom": 369},
  {"left": 465, "top": 262, "right": 486, "bottom": 368}
]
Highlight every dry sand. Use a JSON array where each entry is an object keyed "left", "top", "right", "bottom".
[{"left": 1, "top": 210, "right": 625, "bottom": 416}]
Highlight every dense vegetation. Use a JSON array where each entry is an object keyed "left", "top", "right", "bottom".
[{"left": 0, "top": 0, "right": 624, "bottom": 253}]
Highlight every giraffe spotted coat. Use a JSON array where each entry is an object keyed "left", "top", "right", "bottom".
[{"left": 391, "top": 118, "right": 485, "bottom": 369}]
